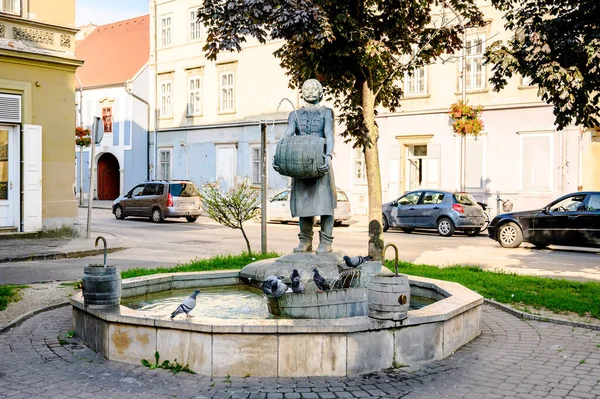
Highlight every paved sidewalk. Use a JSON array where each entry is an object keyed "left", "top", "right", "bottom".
[{"left": 0, "top": 305, "right": 598, "bottom": 398}]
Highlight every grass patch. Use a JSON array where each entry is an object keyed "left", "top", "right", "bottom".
[
  {"left": 386, "top": 261, "right": 600, "bottom": 319},
  {"left": 121, "top": 252, "right": 279, "bottom": 280},
  {"left": 59, "top": 281, "right": 83, "bottom": 289},
  {"left": 0, "top": 284, "right": 29, "bottom": 311}
]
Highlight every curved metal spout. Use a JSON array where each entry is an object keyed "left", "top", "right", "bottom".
[
  {"left": 277, "top": 97, "right": 301, "bottom": 129},
  {"left": 383, "top": 243, "right": 399, "bottom": 276},
  {"left": 95, "top": 236, "right": 107, "bottom": 267}
]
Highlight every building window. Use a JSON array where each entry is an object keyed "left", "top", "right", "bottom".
[
  {"left": 403, "top": 48, "right": 427, "bottom": 95},
  {"left": 219, "top": 71, "right": 235, "bottom": 112},
  {"left": 463, "top": 36, "right": 485, "bottom": 90},
  {"left": 102, "top": 107, "right": 113, "bottom": 133},
  {"left": 353, "top": 148, "right": 367, "bottom": 184},
  {"left": 187, "top": 75, "right": 202, "bottom": 116},
  {"left": 519, "top": 133, "right": 553, "bottom": 191},
  {"left": 0, "top": 0, "right": 20, "bottom": 15},
  {"left": 251, "top": 146, "right": 261, "bottom": 184},
  {"left": 157, "top": 148, "right": 172, "bottom": 180},
  {"left": 188, "top": 8, "right": 202, "bottom": 41},
  {"left": 160, "top": 14, "right": 172, "bottom": 47},
  {"left": 160, "top": 80, "right": 172, "bottom": 118}
]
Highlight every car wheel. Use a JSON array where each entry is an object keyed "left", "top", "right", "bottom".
[
  {"left": 465, "top": 228, "right": 481, "bottom": 237},
  {"left": 497, "top": 222, "right": 523, "bottom": 248},
  {"left": 151, "top": 208, "right": 163, "bottom": 223},
  {"left": 382, "top": 214, "right": 389, "bottom": 232},
  {"left": 186, "top": 216, "right": 198, "bottom": 223},
  {"left": 401, "top": 227, "right": 415, "bottom": 233},
  {"left": 437, "top": 217, "right": 455, "bottom": 237},
  {"left": 114, "top": 205, "right": 125, "bottom": 220},
  {"left": 532, "top": 242, "right": 549, "bottom": 249}
]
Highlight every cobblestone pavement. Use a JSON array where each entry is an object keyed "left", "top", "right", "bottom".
[{"left": 0, "top": 305, "right": 599, "bottom": 399}]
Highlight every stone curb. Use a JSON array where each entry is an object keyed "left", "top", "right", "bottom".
[
  {"left": 484, "top": 298, "right": 600, "bottom": 331},
  {"left": 0, "top": 247, "right": 129, "bottom": 264},
  {"left": 0, "top": 301, "right": 70, "bottom": 334}
]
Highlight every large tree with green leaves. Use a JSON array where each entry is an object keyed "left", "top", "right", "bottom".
[
  {"left": 198, "top": 0, "right": 483, "bottom": 259},
  {"left": 486, "top": 0, "right": 600, "bottom": 130}
]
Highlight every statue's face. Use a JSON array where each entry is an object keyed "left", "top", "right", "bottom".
[{"left": 301, "top": 81, "right": 322, "bottom": 104}]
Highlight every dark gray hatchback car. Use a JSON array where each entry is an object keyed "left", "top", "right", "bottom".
[
  {"left": 112, "top": 180, "right": 202, "bottom": 223},
  {"left": 382, "top": 190, "right": 486, "bottom": 237}
]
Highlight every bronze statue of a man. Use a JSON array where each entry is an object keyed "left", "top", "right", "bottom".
[{"left": 274, "top": 79, "right": 337, "bottom": 253}]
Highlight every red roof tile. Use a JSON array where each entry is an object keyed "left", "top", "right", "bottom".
[{"left": 76, "top": 15, "right": 149, "bottom": 88}]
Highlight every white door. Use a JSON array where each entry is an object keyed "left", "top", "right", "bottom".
[
  {"left": 216, "top": 144, "right": 236, "bottom": 191},
  {"left": 23, "top": 125, "right": 42, "bottom": 232},
  {"left": 0, "top": 125, "right": 19, "bottom": 228}
]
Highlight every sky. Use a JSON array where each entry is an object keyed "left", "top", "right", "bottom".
[{"left": 76, "top": 0, "right": 149, "bottom": 26}]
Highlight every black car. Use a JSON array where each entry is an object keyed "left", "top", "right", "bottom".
[{"left": 488, "top": 191, "right": 600, "bottom": 249}]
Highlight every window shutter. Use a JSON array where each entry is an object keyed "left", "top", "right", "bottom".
[{"left": 0, "top": 94, "right": 21, "bottom": 124}]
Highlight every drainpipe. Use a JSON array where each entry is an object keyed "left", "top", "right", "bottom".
[
  {"left": 152, "top": 0, "right": 159, "bottom": 180},
  {"left": 125, "top": 81, "right": 151, "bottom": 181},
  {"left": 75, "top": 73, "right": 84, "bottom": 205}
]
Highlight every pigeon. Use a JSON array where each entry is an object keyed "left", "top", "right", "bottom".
[
  {"left": 170, "top": 289, "right": 201, "bottom": 319},
  {"left": 262, "top": 275, "right": 289, "bottom": 298},
  {"left": 343, "top": 255, "right": 372, "bottom": 267},
  {"left": 312, "top": 267, "right": 330, "bottom": 291},
  {"left": 290, "top": 269, "right": 305, "bottom": 294}
]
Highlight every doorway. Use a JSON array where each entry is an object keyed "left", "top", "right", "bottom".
[
  {"left": 97, "top": 152, "right": 120, "bottom": 200},
  {"left": 0, "top": 125, "right": 19, "bottom": 228},
  {"left": 216, "top": 144, "right": 237, "bottom": 191}
]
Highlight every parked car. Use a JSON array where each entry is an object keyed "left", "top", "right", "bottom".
[
  {"left": 382, "top": 190, "right": 486, "bottom": 237},
  {"left": 488, "top": 191, "right": 600, "bottom": 249},
  {"left": 265, "top": 188, "right": 352, "bottom": 226},
  {"left": 112, "top": 180, "right": 202, "bottom": 223}
]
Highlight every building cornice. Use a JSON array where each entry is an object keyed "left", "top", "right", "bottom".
[
  {"left": 0, "top": 48, "right": 83, "bottom": 71},
  {"left": 0, "top": 15, "right": 78, "bottom": 34}
]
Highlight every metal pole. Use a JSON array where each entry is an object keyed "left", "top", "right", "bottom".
[
  {"left": 260, "top": 122, "right": 268, "bottom": 254},
  {"left": 86, "top": 139, "right": 96, "bottom": 239},
  {"left": 79, "top": 145, "right": 84, "bottom": 206},
  {"left": 460, "top": 29, "right": 467, "bottom": 192}
]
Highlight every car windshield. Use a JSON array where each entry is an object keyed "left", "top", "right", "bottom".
[
  {"left": 337, "top": 191, "right": 348, "bottom": 201},
  {"left": 453, "top": 192, "right": 477, "bottom": 206},
  {"left": 170, "top": 183, "right": 199, "bottom": 197}
]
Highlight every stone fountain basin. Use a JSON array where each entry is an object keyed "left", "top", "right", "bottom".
[{"left": 70, "top": 270, "right": 483, "bottom": 378}]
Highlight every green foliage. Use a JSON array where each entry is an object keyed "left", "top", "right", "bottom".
[
  {"left": 141, "top": 351, "right": 195, "bottom": 374},
  {"left": 121, "top": 252, "right": 279, "bottom": 279},
  {"left": 386, "top": 261, "right": 600, "bottom": 319},
  {"left": 0, "top": 284, "right": 29, "bottom": 311},
  {"left": 201, "top": 180, "right": 260, "bottom": 254},
  {"left": 485, "top": 0, "right": 600, "bottom": 129},
  {"left": 198, "top": 0, "right": 484, "bottom": 149},
  {"left": 65, "top": 330, "right": 76, "bottom": 338},
  {"left": 59, "top": 281, "right": 83, "bottom": 289}
]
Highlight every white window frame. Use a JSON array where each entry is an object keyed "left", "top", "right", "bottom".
[
  {"left": 187, "top": 75, "right": 202, "bottom": 116},
  {"left": 403, "top": 48, "right": 427, "bottom": 96},
  {"left": 463, "top": 35, "right": 485, "bottom": 90},
  {"left": 160, "top": 14, "right": 172, "bottom": 47},
  {"left": 250, "top": 145, "right": 261, "bottom": 185},
  {"left": 160, "top": 80, "right": 173, "bottom": 118},
  {"left": 353, "top": 147, "right": 367, "bottom": 185},
  {"left": 518, "top": 132, "right": 554, "bottom": 192},
  {"left": 188, "top": 7, "right": 202, "bottom": 41},
  {"left": 219, "top": 71, "right": 235, "bottom": 113},
  {"left": 157, "top": 148, "right": 172, "bottom": 181},
  {"left": 0, "top": 0, "right": 20, "bottom": 15}
]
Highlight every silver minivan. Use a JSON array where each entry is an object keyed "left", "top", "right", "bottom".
[
  {"left": 382, "top": 190, "right": 485, "bottom": 236},
  {"left": 112, "top": 180, "right": 202, "bottom": 223}
]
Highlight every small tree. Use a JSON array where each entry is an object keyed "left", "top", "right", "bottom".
[{"left": 201, "top": 180, "right": 260, "bottom": 254}]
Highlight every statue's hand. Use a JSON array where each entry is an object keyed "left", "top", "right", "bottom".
[
  {"left": 318, "top": 155, "right": 331, "bottom": 173},
  {"left": 273, "top": 162, "right": 281, "bottom": 172}
]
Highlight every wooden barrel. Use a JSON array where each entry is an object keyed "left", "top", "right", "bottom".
[
  {"left": 274, "top": 135, "right": 327, "bottom": 178},
  {"left": 82, "top": 265, "right": 121, "bottom": 306},
  {"left": 367, "top": 274, "right": 410, "bottom": 321}
]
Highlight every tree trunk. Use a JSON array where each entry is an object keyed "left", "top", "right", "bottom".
[
  {"left": 361, "top": 82, "right": 384, "bottom": 260},
  {"left": 240, "top": 225, "right": 252, "bottom": 254}
]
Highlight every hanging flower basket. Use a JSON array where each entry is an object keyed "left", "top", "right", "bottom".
[
  {"left": 75, "top": 127, "right": 92, "bottom": 147},
  {"left": 448, "top": 100, "right": 485, "bottom": 137}
]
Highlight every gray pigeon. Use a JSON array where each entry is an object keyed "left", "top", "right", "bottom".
[
  {"left": 313, "top": 267, "right": 330, "bottom": 291},
  {"left": 262, "top": 275, "right": 289, "bottom": 298},
  {"left": 343, "top": 255, "right": 372, "bottom": 267},
  {"left": 262, "top": 275, "right": 279, "bottom": 295},
  {"left": 291, "top": 269, "right": 305, "bottom": 294},
  {"left": 170, "top": 289, "right": 201, "bottom": 319}
]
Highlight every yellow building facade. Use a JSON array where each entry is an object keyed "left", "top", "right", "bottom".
[{"left": 0, "top": 0, "right": 82, "bottom": 232}]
